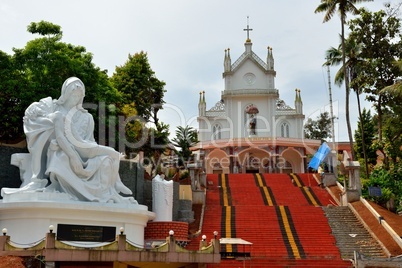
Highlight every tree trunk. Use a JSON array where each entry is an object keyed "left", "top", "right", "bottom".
[{"left": 341, "top": 16, "right": 356, "bottom": 161}]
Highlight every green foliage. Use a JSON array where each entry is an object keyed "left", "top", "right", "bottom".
[
  {"left": 380, "top": 78, "right": 402, "bottom": 165},
  {"left": 111, "top": 52, "right": 166, "bottom": 124},
  {"left": 1, "top": 20, "right": 170, "bottom": 161},
  {"left": 304, "top": 111, "right": 334, "bottom": 142},
  {"left": 354, "top": 108, "right": 377, "bottom": 165},
  {"left": 171, "top": 126, "right": 199, "bottom": 164},
  {"left": 0, "top": 21, "right": 120, "bottom": 143},
  {"left": 180, "top": 171, "right": 190, "bottom": 180},
  {"left": 314, "top": 0, "right": 367, "bottom": 23},
  {"left": 382, "top": 108, "right": 402, "bottom": 164},
  {"left": 125, "top": 121, "right": 170, "bottom": 175},
  {"left": 348, "top": 7, "right": 402, "bottom": 166},
  {"left": 12, "top": 36, "right": 115, "bottom": 104},
  {"left": 110, "top": 52, "right": 168, "bottom": 163},
  {"left": 348, "top": 8, "right": 402, "bottom": 96},
  {"left": 167, "top": 167, "right": 176, "bottom": 178},
  {"left": 27, "top": 20, "right": 62, "bottom": 36},
  {"left": 363, "top": 163, "right": 402, "bottom": 211},
  {"left": 324, "top": 5, "right": 402, "bottom": 173},
  {"left": 0, "top": 51, "right": 26, "bottom": 142}
]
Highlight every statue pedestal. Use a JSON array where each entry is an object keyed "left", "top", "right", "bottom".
[{"left": 0, "top": 192, "right": 155, "bottom": 247}]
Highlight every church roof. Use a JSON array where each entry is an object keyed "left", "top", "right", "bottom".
[
  {"left": 205, "top": 100, "right": 225, "bottom": 117},
  {"left": 231, "top": 48, "right": 268, "bottom": 73}
]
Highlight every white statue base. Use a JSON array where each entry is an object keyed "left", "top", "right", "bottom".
[{"left": 0, "top": 192, "right": 155, "bottom": 247}]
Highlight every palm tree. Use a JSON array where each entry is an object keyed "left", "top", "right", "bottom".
[
  {"left": 171, "top": 125, "right": 199, "bottom": 165},
  {"left": 324, "top": 37, "right": 370, "bottom": 178},
  {"left": 315, "top": 0, "right": 372, "bottom": 161}
]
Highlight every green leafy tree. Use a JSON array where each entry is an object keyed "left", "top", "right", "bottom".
[
  {"left": 1, "top": 21, "right": 120, "bottom": 143},
  {"left": 171, "top": 126, "right": 199, "bottom": 165},
  {"left": 363, "top": 54, "right": 402, "bottom": 210},
  {"left": 382, "top": 111, "right": 402, "bottom": 165},
  {"left": 315, "top": 0, "right": 373, "bottom": 161},
  {"left": 366, "top": 163, "right": 402, "bottom": 212},
  {"left": 0, "top": 51, "right": 26, "bottom": 142},
  {"left": 348, "top": 7, "right": 402, "bottom": 166},
  {"left": 111, "top": 51, "right": 168, "bottom": 163},
  {"left": 354, "top": 109, "right": 377, "bottom": 173},
  {"left": 138, "top": 123, "right": 170, "bottom": 175},
  {"left": 27, "top": 20, "right": 62, "bottom": 36},
  {"left": 106, "top": 102, "right": 170, "bottom": 175},
  {"left": 304, "top": 112, "right": 334, "bottom": 142},
  {"left": 13, "top": 21, "right": 116, "bottom": 103},
  {"left": 111, "top": 52, "right": 166, "bottom": 125},
  {"left": 378, "top": 80, "right": 402, "bottom": 164}
]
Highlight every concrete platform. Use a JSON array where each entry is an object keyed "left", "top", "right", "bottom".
[{"left": 0, "top": 192, "right": 155, "bottom": 247}]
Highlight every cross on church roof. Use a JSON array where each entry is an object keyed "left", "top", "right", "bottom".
[{"left": 243, "top": 16, "right": 253, "bottom": 42}]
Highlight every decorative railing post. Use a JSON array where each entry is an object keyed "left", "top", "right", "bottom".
[
  {"left": 0, "top": 234, "right": 9, "bottom": 251},
  {"left": 118, "top": 227, "right": 126, "bottom": 251},
  {"left": 168, "top": 230, "right": 176, "bottom": 252},
  {"left": 45, "top": 226, "right": 56, "bottom": 249}
]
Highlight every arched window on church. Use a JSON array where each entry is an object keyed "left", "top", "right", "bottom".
[
  {"left": 213, "top": 124, "right": 221, "bottom": 140},
  {"left": 281, "top": 122, "right": 290, "bottom": 138}
]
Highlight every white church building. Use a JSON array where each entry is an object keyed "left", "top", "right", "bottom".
[{"left": 195, "top": 30, "right": 320, "bottom": 174}]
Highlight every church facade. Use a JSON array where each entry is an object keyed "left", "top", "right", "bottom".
[{"left": 195, "top": 34, "right": 320, "bottom": 174}]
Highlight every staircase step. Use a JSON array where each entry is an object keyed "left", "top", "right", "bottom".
[
  {"left": 322, "top": 206, "right": 385, "bottom": 259},
  {"left": 188, "top": 173, "right": 383, "bottom": 267}
]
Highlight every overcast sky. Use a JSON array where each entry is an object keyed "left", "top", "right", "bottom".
[{"left": 0, "top": 0, "right": 394, "bottom": 141}]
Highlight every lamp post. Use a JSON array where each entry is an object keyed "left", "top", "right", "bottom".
[{"left": 213, "top": 231, "right": 218, "bottom": 239}]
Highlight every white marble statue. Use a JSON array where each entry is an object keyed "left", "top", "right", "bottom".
[
  {"left": 152, "top": 174, "right": 173, "bottom": 221},
  {"left": 2, "top": 77, "right": 136, "bottom": 204}
]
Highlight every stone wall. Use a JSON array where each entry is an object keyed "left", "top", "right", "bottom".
[
  {"left": 119, "top": 159, "right": 144, "bottom": 204},
  {"left": 0, "top": 146, "right": 28, "bottom": 191}
]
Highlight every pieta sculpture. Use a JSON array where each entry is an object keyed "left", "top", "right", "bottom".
[{"left": 2, "top": 77, "right": 136, "bottom": 204}]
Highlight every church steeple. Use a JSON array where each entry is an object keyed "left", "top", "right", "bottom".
[
  {"left": 267, "top": 46, "right": 274, "bottom": 70},
  {"left": 224, "top": 48, "right": 231, "bottom": 72},
  {"left": 295, "top": 88, "right": 303, "bottom": 114},
  {"left": 198, "top": 91, "right": 206, "bottom": 116}
]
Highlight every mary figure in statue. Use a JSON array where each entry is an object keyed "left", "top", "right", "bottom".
[{"left": 2, "top": 77, "right": 136, "bottom": 204}]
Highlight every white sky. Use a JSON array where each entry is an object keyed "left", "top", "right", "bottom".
[{"left": 0, "top": 0, "right": 394, "bottom": 141}]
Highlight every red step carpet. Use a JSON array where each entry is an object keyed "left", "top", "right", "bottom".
[{"left": 191, "top": 173, "right": 353, "bottom": 267}]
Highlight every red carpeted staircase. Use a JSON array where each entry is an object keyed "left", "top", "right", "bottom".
[{"left": 190, "top": 173, "right": 353, "bottom": 267}]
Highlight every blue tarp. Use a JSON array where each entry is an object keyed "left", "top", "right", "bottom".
[{"left": 308, "top": 142, "right": 331, "bottom": 170}]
